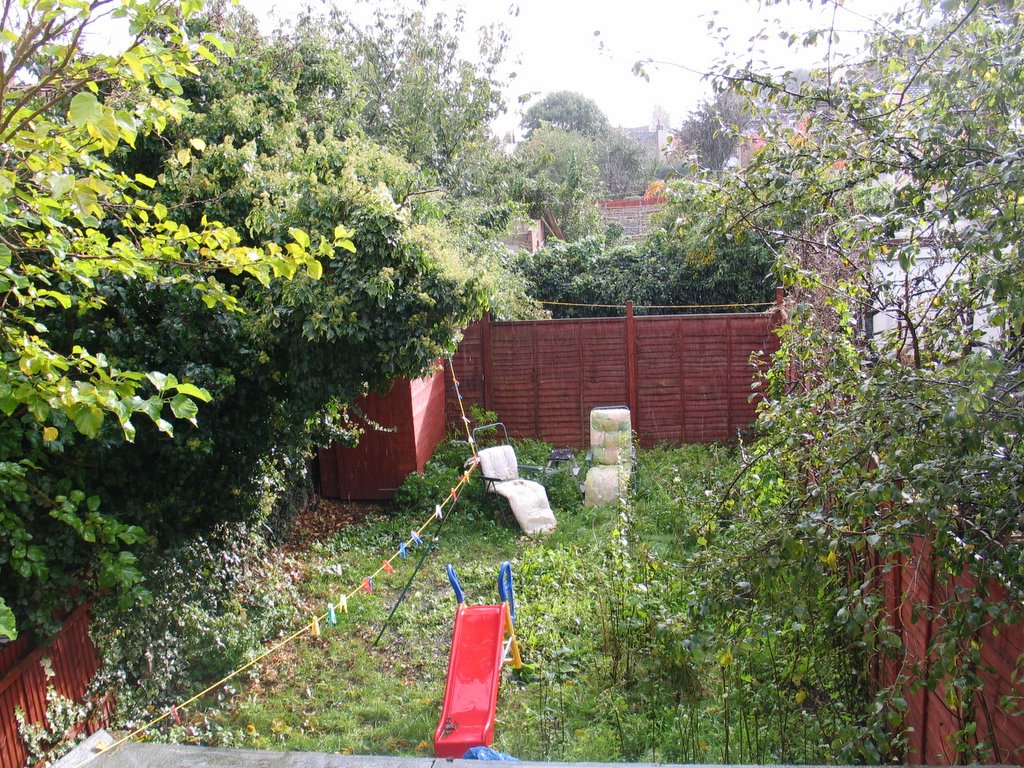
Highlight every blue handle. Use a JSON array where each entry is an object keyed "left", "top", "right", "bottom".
[
  {"left": 497, "top": 561, "right": 515, "bottom": 625},
  {"left": 446, "top": 564, "right": 465, "bottom": 604}
]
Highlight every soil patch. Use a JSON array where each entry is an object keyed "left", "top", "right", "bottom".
[{"left": 285, "top": 496, "right": 389, "bottom": 544}]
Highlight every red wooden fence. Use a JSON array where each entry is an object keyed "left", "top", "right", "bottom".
[
  {"left": 446, "top": 301, "right": 781, "bottom": 447},
  {"left": 869, "top": 538, "right": 1024, "bottom": 764},
  {"left": 0, "top": 605, "right": 106, "bottom": 768}
]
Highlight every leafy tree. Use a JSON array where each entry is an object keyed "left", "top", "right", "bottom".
[
  {"left": 522, "top": 90, "right": 654, "bottom": 196},
  {"left": 77, "top": 10, "right": 484, "bottom": 537},
  {"left": 511, "top": 125, "right": 603, "bottom": 241},
  {"left": 597, "top": 129, "right": 656, "bottom": 197},
  {"left": 674, "top": 90, "right": 750, "bottom": 172},
  {"left": 0, "top": 0, "right": 485, "bottom": 640},
  {"left": 0, "top": 0, "right": 338, "bottom": 640},
  {"left": 521, "top": 90, "right": 611, "bottom": 138},
  {"left": 671, "top": 0, "right": 1024, "bottom": 759},
  {"left": 327, "top": 4, "right": 508, "bottom": 190}
]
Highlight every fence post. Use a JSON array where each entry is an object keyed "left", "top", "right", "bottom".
[
  {"left": 481, "top": 312, "right": 493, "bottom": 412},
  {"left": 626, "top": 301, "right": 639, "bottom": 424}
]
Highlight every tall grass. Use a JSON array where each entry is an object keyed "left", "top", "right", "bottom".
[{"left": 157, "top": 439, "right": 867, "bottom": 762}]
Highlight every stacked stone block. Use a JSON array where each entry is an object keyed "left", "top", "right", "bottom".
[{"left": 584, "top": 407, "right": 632, "bottom": 507}]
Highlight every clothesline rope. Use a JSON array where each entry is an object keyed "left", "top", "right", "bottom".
[
  {"left": 538, "top": 299, "right": 776, "bottom": 310},
  {"left": 74, "top": 357, "right": 477, "bottom": 768}
]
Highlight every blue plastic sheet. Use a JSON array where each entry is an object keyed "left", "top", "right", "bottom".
[{"left": 461, "top": 746, "right": 520, "bottom": 761}]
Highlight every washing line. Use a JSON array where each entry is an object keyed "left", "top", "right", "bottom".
[
  {"left": 538, "top": 299, "right": 775, "bottom": 310},
  {"left": 75, "top": 357, "right": 479, "bottom": 768}
]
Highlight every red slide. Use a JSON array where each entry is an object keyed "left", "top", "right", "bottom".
[{"left": 433, "top": 604, "right": 508, "bottom": 758}]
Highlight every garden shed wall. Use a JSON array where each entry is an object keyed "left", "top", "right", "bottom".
[{"left": 318, "top": 370, "right": 446, "bottom": 500}]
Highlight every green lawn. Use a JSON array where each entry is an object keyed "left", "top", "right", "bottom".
[{"left": 174, "top": 439, "right": 863, "bottom": 763}]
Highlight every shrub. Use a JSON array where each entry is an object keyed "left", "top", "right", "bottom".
[{"left": 89, "top": 523, "right": 299, "bottom": 723}]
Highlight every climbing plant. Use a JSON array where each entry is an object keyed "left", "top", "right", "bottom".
[
  {"left": 0, "top": 0, "right": 338, "bottom": 640},
  {"left": 0, "top": 0, "right": 485, "bottom": 640}
]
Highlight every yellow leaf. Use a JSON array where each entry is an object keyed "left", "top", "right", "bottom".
[
  {"left": 176, "top": 148, "right": 191, "bottom": 167},
  {"left": 43, "top": 426, "right": 58, "bottom": 442},
  {"left": 795, "top": 689, "right": 807, "bottom": 705}
]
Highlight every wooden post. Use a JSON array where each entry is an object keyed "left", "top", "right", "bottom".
[
  {"left": 625, "top": 301, "right": 639, "bottom": 427},
  {"left": 776, "top": 285, "right": 784, "bottom": 309},
  {"left": 481, "top": 312, "right": 493, "bottom": 412},
  {"left": 726, "top": 317, "right": 734, "bottom": 436},
  {"left": 919, "top": 536, "right": 937, "bottom": 762}
]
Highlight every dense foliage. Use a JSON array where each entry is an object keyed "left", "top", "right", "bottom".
[
  {"left": 0, "top": 0, "right": 332, "bottom": 640},
  {"left": 0, "top": 0, "right": 509, "bottom": 640},
  {"left": 513, "top": 223, "right": 776, "bottom": 318},
  {"left": 670, "top": 0, "right": 1024, "bottom": 759}
]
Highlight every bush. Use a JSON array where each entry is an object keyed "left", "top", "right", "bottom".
[{"left": 89, "top": 523, "right": 299, "bottom": 723}]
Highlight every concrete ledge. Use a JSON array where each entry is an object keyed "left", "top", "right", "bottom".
[{"left": 58, "top": 734, "right": 978, "bottom": 768}]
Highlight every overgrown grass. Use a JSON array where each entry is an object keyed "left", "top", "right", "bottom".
[{"left": 147, "top": 438, "right": 866, "bottom": 762}]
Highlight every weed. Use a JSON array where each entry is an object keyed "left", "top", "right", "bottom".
[{"left": 107, "top": 442, "right": 870, "bottom": 763}]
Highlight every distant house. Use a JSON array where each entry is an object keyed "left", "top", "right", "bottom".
[
  {"left": 622, "top": 124, "right": 673, "bottom": 162},
  {"left": 501, "top": 219, "right": 546, "bottom": 254}
]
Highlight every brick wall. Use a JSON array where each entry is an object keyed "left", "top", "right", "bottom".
[{"left": 598, "top": 196, "right": 667, "bottom": 242}]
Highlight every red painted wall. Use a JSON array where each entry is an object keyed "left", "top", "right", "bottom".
[
  {"left": 869, "top": 538, "right": 1024, "bottom": 764},
  {"left": 0, "top": 606, "right": 107, "bottom": 768}
]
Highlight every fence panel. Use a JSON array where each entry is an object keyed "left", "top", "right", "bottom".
[
  {"left": 448, "top": 305, "right": 779, "bottom": 447},
  {"left": 0, "top": 605, "right": 103, "bottom": 768},
  {"left": 870, "top": 538, "right": 1024, "bottom": 764}
]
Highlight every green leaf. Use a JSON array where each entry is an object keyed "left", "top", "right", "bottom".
[
  {"left": 68, "top": 92, "right": 103, "bottom": 127},
  {"left": 70, "top": 405, "right": 104, "bottom": 438},
  {"left": 175, "top": 383, "right": 212, "bottom": 402},
  {"left": 0, "top": 599, "right": 17, "bottom": 641},
  {"left": 153, "top": 72, "right": 183, "bottom": 94},
  {"left": 147, "top": 371, "right": 169, "bottom": 391},
  {"left": 189, "top": 137, "right": 207, "bottom": 151},
  {"left": 134, "top": 173, "right": 157, "bottom": 188},
  {"left": 169, "top": 393, "right": 199, "bottom": 423},
  {"left": 289, "top": 227, "right": 310, "bottom": 249}
]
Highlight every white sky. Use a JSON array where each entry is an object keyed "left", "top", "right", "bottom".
[
  {"left": 240, "top": 0, "right": 899, "bottom": 142},
  {"left": 90, "top": 0, "right": 900, "bottom": 141}
]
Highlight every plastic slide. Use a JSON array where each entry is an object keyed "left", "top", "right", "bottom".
[{"left": 433, "top": 563, "right": 521, "bottom": 759}]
